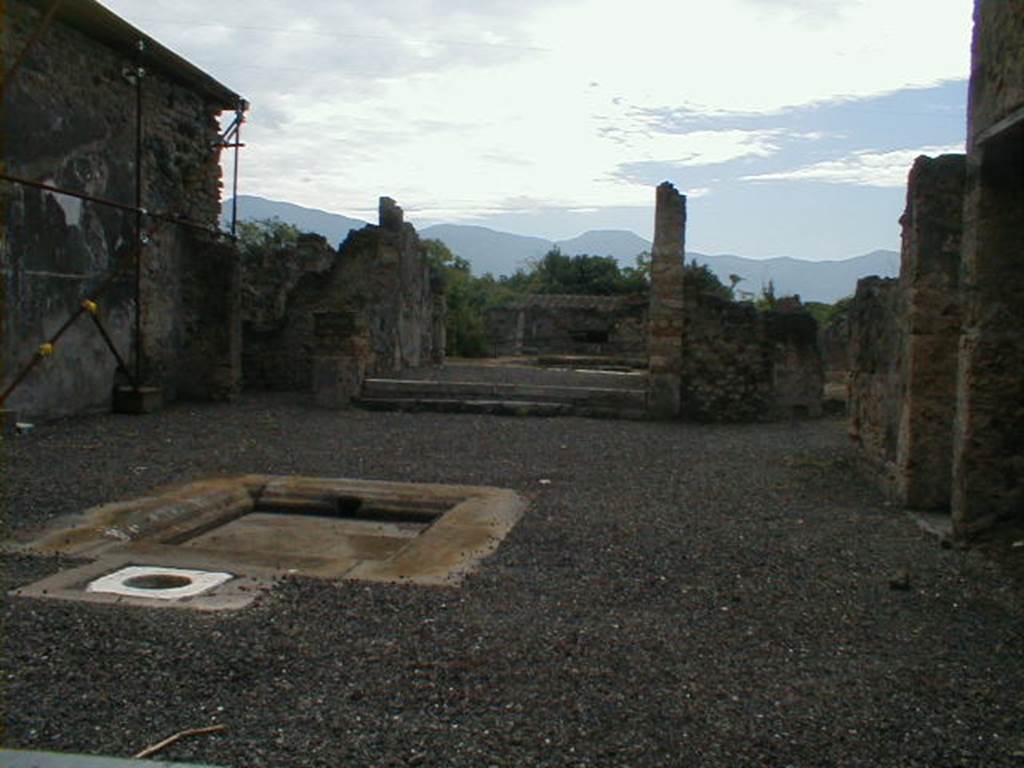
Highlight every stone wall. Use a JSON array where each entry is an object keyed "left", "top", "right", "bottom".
[
  {"left": 486, "top": 294, "right": 647, "bottom": 358},
  {"left": 241, "top": 198, "right": 444, "bottom": 392},
  {"left": 897, "top": 155, "right": 965, "bottom": 509},
  {"left": 680, "top": 290, "right": 822, "bottom": 422},
  {"left": 1, "top": 0, "right": 240, "bottom": 419},
  {"left": 819, "top": 303, "right": 851, "bottom": 376},
  {"left": 848, "top": 276, "right": 903, "bottom": 489},
  {"left": 848, "top": 155, "right": 966, "bottom": 508},
  {"left": 952, "top": 0, "right": 1024, "bottom": 535},
  {"left": 646, "top": 181, "right": 823, "bottom": 422}
]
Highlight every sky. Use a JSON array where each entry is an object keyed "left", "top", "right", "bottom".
[{"left": 102, "top": 0, "right": 974, "bottom": 260}]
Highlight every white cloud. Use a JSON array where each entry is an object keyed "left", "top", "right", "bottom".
[
  {"left": 100, "top": 0, "right": 972, "bottom": 223},
  {"left": 742, "top": 143, "right": 965, "bottom": 187}
]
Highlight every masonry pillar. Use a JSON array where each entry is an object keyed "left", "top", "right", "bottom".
[
  {"left": 312, "top": 311, "right": 372, "bottom": 409},
  {"left": 950, "top": 0, "right": 1024, "bottom": 537},
  {"left": 647, "top": 182, "right": 686, "bottom": 418},
  {"left": 895, "top": 154, "right": 965, "bottom": 509},
  {"left": 951, "top": 134, "right": 1024, "bottom": 535}
]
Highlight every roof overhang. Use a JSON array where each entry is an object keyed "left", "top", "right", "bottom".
[{"left": 24, "top": 0, "right": 241, "bottom": 110}]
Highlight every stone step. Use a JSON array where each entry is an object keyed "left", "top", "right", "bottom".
[
  {"left": 355, "top": 398, "right": 574, "bottom": 417},
  {"left": 360, "top": 378, "right": 647, "bottom": 410}
]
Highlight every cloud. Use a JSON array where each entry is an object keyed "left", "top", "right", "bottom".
[
  {"left": 100, "top": 0, "right": 972, "bottom": 225},
  {"left": 741, "top": 143, "right": 965, "bottom": 187}
]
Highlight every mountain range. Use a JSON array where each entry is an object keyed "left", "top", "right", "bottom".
[{"left": 223, "top": 195, "right": 898, "bottom": 304}]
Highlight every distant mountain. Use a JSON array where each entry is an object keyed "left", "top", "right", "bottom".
[
  {"left": 222, "top": 195, "right": 898, "bottom": 303},
  {"left": 419, "top": 224, "right": 551, "bottom": 276},
  {"left": 222, "top": 196, "right": 369, "bottom": 247},
  {"left": 555, "top": 229, "right": 651, "bottom": 262},
  {"left": 424, "top": 223, "right": 896, "bottom": 303},
  {"left": 690, "top": 250, "right": 899, "bottom": 304}
]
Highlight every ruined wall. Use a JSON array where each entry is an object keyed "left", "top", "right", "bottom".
[
  {"left": 646, "top": 181, "right": 822, "bottom": 422},
  {"left": 952, "top": 0, "right": 1024, "bottom": 535},
  {"left": 486, "top": 295, "right": 647, "bottom": 358},
  {"left": 818, "top": 304, "right": 851, "bottom": 376},
  {"left": 1, "top": 0, "right": 239, "bottom": 418},
  {"left": 680, "top": 291, "right": 822, "bottom": 422},
  {"left": 848, "top": 277, "right": 903, "bottom": 488},
  {"left": 177, "top": 233, "right": 242, "bottom": 400},
  {"left": 897, "top": 155, "right": 965, "bottom": 509},
  {"left": 241, "top": 198, "right": 444, "bottom": 391}
]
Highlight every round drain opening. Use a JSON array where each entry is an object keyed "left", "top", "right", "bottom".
[
  {"left": 86, "top": 565, "right": 235, "bottom": 601},
  {"left": 123, "top": 574, "right": 193, "bottom": 590}
]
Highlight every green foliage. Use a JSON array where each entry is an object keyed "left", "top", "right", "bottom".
[
  {"left": 685, "top": 258, "right": 732, "bottom": 301},
  {"left": 756, "top": 279, "right": 778, "bottom": 310},
  {"left": 806, "top": 295, "right": 853, "bottom": 328},
  {"left": 423, "top": 241, "right": 743, "bottom": 357},
  {"left": 235, "top": 217, "right": 301, "bottom": 258},
  {"left": 422, "top": 238, "right": 517, "bottom": 357},
  {"left": 520, "top": 247, "right": 650, "bottom": 296}
]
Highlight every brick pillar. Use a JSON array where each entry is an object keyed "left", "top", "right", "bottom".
[
  {"left": 895, "top": 154, "right": 965, "bottom": 509},
  {"left": 647, "top": 182, "right": 686, "bottom": 419},
  {"left": 311, "top": 311, "right": 372, "bottom": 409}
]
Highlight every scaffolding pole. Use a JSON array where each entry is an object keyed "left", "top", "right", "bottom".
[{"left": 133, "top": 38, "right": 145, "bottom": 388}]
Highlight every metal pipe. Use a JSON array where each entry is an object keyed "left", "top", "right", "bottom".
[
  {"left": 134, "top": 39, "right": 145, "bottom": 387},
  {"left": 216, "top": 113, "right": 242, "bottom": 146},
  {"left": 0, "top": 268, "right": 122, "bottom": 406},
  {"left": 230, "top": 102, "right": 244, "bottom": 237},
  {"left": 0, "top": 0, "right": 63, "bottom": 100},
  {"left": 89, "top": 313, "right": 136, "bottom": 387}
]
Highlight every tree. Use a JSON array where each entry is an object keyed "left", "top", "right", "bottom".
[
  {"left": 526, "top": 247, "right": 649, "bottom": 296},
  {"left": 235, "top": 217, "right": 300, "bottom": 258},
  {"left": 684, "top": 259, "right": 732, "bottom": 300}
]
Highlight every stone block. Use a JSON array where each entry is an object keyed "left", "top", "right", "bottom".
[
  {"left": 648, "top": 373, "right": 681, "bottom": 419},
  {"left": 112, "top": 386, "right": 164, "bottom": 414},
  {"left": 313, "top": 355, "right": 366, "bottom": 409}
]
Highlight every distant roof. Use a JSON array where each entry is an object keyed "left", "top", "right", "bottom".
[{"left": 25, "top": 0, "right": 240, "bottom": 109}]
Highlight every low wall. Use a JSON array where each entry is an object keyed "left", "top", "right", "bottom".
[{"left": 680, "top": 290, "right": 823, "bottom": 422}]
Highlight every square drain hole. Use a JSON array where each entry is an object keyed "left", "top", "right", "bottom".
[{"left": 88, "top": 566, "right": 234, "bottom": 600}]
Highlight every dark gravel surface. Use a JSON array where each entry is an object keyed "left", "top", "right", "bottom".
[
  {"left": 3, "top": 391, "right": 1023, "bottom": 767},
  {"left": 399, "top": 360, "right": 648, "bottom": 390}
]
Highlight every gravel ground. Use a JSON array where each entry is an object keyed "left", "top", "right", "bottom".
[{"left": 2, "top": 391, "right": 1023, "bottom": 767}]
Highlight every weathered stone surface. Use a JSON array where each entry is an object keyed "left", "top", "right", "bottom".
[
  {"left": 241, "top": 198, "right": 444, "bottom": 392},
  {"left": 647, "top": 182, "right": 686, "bottom": 418},
  {"left": 0, "top": 0, "right": 240, "bottom": 419},
  {"left": 966, "top": 0, "right": 1024, "bottom": 147},
  {"left": 897, "top": 155, "right": 965, "bottom": 509},
  {"left": 849, "top": 155, "right": 967, "bottom": 509},
  {"left": 645, "top": 182, "right": 822, "bottom": 422},
  {"left": 680, "top": 291, "right": 822, "bottom": 422},
  {"left": 951, "top": 0, "right": 1024, "bottom": 536},
  {"left": 312, "top": 355, "right": 365, "bottom": 409},
  {"left": 848, "top": 276, "right": 903, "bottom": 491}
]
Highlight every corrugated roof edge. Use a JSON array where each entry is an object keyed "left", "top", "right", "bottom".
[{"left": 24, "top": 0, "right": 241, "bottom": 109}]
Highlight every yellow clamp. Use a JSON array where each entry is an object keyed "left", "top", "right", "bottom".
[
  {"left": 82, "top": 299, "right": 98, "bottom": 315},
  {"left": 38, "top": 342, "right": 55, "bottom": 357}
]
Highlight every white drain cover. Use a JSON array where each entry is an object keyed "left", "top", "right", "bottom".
[{"left": 87, "top": 566, "right": 234, "bottom": 600}]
